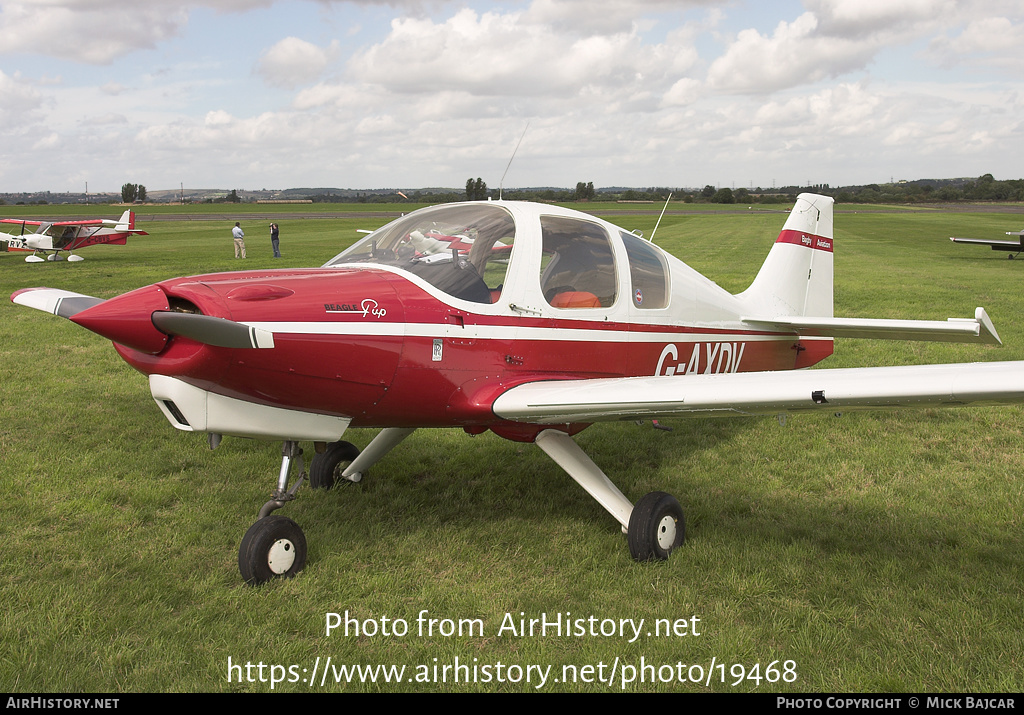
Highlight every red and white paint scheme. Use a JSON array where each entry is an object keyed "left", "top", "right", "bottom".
[
  {"left": 1, "top": 210, "right": 147, "bottom": 262},
  {"left": 12, "top": 194, "right": 1024, "bottom": 583}
]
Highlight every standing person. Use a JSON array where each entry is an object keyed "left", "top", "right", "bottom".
[
  {"left": 269, "top": 223, "right": 280, "bottom": 258},
  {"left": 232, "top": 222, "right": 246, "bottom": 259}
]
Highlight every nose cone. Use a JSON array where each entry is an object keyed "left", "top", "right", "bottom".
[{"left": 70, "top": 285, "right": 171, "bottom": 354}]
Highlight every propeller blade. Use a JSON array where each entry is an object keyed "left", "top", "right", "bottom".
[
  {"left": 11, "top": 287, "right": 104, "bottom": 317},
  {"left": 151, "top": 312, "right": 275, "bottom": 349}
]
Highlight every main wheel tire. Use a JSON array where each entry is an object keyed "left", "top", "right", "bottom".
[
  {"left": 627, "top": 491, "right": 685, "bottom": 561},
  {"left": 308, "top": 440, "right": 360, "bottom": 490},
  {"left": 238, "top": 515, "right": 307, "bottom": 585}
]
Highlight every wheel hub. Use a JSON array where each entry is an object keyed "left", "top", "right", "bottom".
[
  {"left": 267, "top": 538, "right": 297, "bottom": 574},
  {"left": 655, "top": 515, "right": 677, "bottom": 550}
]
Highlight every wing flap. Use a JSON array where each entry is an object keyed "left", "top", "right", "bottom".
[
  {"left": 492, "top": 361, "right": 1024, "bottom": 424},
  {"left": 741, "top": 307, "right": 1000, "bottom": 345}
]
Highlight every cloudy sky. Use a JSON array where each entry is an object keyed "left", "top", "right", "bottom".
[{"left": 1, "top": 0, "right": 1021, "bottom": 193}]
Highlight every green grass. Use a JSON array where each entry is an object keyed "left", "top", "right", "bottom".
[{"left": 1, "top": 204, "right": 1023, "bottom": 692}]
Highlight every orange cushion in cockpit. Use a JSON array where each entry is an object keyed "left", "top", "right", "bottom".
[{"left": 550, "top": 291, "right": 601, "bottom": 309}]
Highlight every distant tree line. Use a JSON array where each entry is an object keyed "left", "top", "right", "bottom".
[
  {"left": 13, "top": 174, "right": 1021, "bottom": 207},
  {"left": 306, "top": 176, "right": 1023, "bottom": 205}
]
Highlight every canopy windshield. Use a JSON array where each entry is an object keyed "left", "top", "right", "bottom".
[{"left": 325, "top": 204, "right": 516, "bottom": 304}]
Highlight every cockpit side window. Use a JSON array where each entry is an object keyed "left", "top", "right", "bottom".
[
  {"left": 620, "top": 231, "right": 669, "bottom": 309},
  {"left": 325, "top": 204, "right": 515, "bottom": 304},
  {"left": 539, "top": 216, "right": 617, "bottom": 309}
]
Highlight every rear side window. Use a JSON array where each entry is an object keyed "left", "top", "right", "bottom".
[
  {"left": 539, "top": 216, "right": 617, "bottom": 309},
  {"left": 621, "top": 231, "right": 669, "bottom": 309}
]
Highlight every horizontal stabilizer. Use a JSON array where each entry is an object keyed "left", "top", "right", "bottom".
[
  {"left": 492, "top": 360, "right": 1024, "bottom": 424},
  {"left": 741, "top": 307, "right": 1000, "bottom": 345}
]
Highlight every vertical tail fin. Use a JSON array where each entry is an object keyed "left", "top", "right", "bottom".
[
  {"left": 737, "top": 193, "right": 834, "bottom": 318},
  {"left": 115, "top": 210, "right": 135, "bottom": 232}
]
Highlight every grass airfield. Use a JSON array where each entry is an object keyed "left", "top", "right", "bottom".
[{"left": 1, "top": 202, "right": 1023, "bottom": 692}]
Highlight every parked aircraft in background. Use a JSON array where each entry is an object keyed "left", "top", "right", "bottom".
[
  {"left": 1, "top": 210, "right": 147, "bottom": 262},
  {"left": 12, "top": 195, "right": 1024, "bottom": 584},
  {"left": 950, "top": 230, "right": 1024, "bottom": 258}
]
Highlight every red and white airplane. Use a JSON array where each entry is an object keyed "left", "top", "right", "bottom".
[
  {"left": 12, "top": 194, "right": 1024, "bottom": 584},
  {"left": 1, "top": 209, "right": 147, "bottom": 262}
]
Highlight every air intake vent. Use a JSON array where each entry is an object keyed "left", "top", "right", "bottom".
[{"left": 162, "top": 400, "right": 190, "bottom": 427}]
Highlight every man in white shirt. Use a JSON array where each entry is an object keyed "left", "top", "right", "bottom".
[{"left": 232, "top": 222, "right": 246, "bottom": 259}]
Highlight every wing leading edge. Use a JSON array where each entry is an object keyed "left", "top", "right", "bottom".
[{"left": 491, "top": 361, "right": 1024, "bottom": 424}]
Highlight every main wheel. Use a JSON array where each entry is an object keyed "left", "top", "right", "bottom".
[
  {"left": 308, "top": 440, "right": 360, "bottom": 489},
  {"left": 238, "top": 515, "right": 307, "bottom": 585},
  {"left": 627, "top": 491, "right": 685, "bottom": 561}
]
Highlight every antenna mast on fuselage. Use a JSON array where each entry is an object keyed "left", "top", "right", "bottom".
[
  {"left": 498, "top": 123, "right": 530, "bottom": 201},
  {"left": 649, "top": 193, "right": 672, "bottom": 243}
]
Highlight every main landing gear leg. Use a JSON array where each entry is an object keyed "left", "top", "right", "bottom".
[
  {"left": 307, "top": 427, "right": 417, "bottom": 489},
  {"left": 238, "top": 440, "right": 308, "bottom": 585},
  {"left": 340, "top": 427, "right": 417, "bottom": 483},
  {"left": 534, "top": 429, "right": 685, "bottom": 562}
]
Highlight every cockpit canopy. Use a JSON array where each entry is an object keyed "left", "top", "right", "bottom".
[
  {"left": 325, "top": 202, "right": 670, "bottom": 310},
  {"left": 326, "top": 203, "right": 514, "bottom": 304}
]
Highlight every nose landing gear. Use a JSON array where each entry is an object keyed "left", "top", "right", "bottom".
[{"left": 238, "top": 440, "right": 309, "bottom": 585}]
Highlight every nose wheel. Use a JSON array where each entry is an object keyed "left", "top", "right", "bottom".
[
  {"left": 239, "top": 440, "right": 310, "bottom": 585},
  {"left": 238, "top": 514, "right": 307, "bottom": 585}
]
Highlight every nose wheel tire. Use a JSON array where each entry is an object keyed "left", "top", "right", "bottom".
[
  {"left": 309, "top": 440, "right": 361, "bottom": 489},
  {"left": 238, "top": 515, "right": 307, "bottom": 585},
  {"left": 627, "top": 491, "right": 685, "bottom": 561}
]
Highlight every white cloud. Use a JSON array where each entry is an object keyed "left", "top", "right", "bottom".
[
  {"left": 80, "top": 113, "right": 129, "bottom": 126},
  {"left": 256, "top": 37, "right": 339, "bottom": 89},
  {"left": 926, "top": 16, "right": 1024, "bottom": 70},
  {"left": 706, "top": 12, "right": 876, "bottom": 94},
  {"left": 0, "top": 1, "right": 191, "bottom": 64},
  {"left": 32, "top": 133, "right": 61, "bottom": 150},
  {"left": 661, "top": 77, "right": 702, "bottom": 107},
  {"left": 205, "top": 109, "right": 235, "bottom": 126},
  {"left": 805, "top": 0, "right": 953, "bottom": 37},
  {"left": 0, "top": 70, "right": 46, "bottom": 131},
  {"left": 524, "top": 0, "right": 714, "bottom": 34},
  {"left": 346, "top": 5, "right": 698, "bottom": 101}
]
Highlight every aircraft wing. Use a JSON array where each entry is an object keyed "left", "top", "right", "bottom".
[
  {"left": 950, "top": 237, "right": 1023, "bottom": 250},
  {"left": 741, "top": 307, "right": 1000, "bottom": 344},
  {"left": 491, "top": 361, "right": 1024, "bottom": 424},
  {"left": 49, "top": 219, "right": 105, "bottom": 227},
  {"left": 0, "top": 219, "right": 48, "bottom": 236}
]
